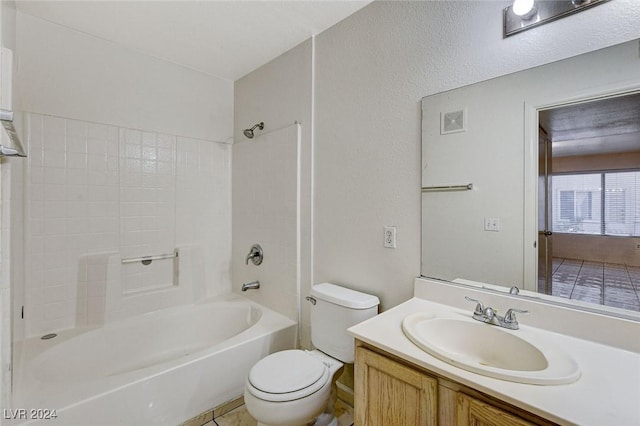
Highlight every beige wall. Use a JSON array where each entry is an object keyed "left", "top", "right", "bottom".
[
  {"left": 231, "top": 125, "right": 300, "bottom": 322},
  {"left": 313, "top": 1, "right": 640, "bottom": 307},
  {"left": 554, "top": 233, "right": 640, "bottom": 266},
  {"left": 234, "top": 0, "right": 640, "bottom": 316},
  {"left": 15, "top": 12, "right": 233, "bottom": 143},
  {"left": 233, "top": 39, "right": 313, "bottom": 347}
]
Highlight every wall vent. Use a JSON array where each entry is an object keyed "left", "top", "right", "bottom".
[{"left": 441, "top": 109, "right": 467, "bottom": 135}]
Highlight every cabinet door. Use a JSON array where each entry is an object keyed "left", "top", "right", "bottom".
[
  {"left": 355, "top": 347, "right": 437, "bottom": 426},
  {"left": 457, "top": 393, "right": 536, "bottom": 426}
]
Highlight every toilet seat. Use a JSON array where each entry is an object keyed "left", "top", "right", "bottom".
[{"left": 247, "top": 350, "right": 330, "bottom": 402}]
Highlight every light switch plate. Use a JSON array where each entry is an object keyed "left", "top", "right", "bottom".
[{"left": 484, "top": 218, "right": 501, "bottom": 232}]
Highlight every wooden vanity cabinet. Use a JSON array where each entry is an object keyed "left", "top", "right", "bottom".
[
  {"left": 456, "top": 393, "right": 536, "bottom": 426},
  {"left": 354, "top": 343, "right": 557, "bottom": 426},
  {"left": 354, "top": 345, "right": 438, "bottom": 425}
]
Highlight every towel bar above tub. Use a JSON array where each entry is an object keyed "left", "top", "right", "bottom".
[
  {"left": 422, "top": 183, "right": 473, "bottom": 192},
  {"left": 121, "top": 250, "right": 178, "bottom": 265}
]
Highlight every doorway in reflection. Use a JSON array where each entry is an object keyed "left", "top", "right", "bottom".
[{"left": 538, "top": 92, "right": 640, "bottom": 310}]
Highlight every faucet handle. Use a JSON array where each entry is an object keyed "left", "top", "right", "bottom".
[
  {"left": 464, "top": 296, "right": 485, "bottom": 316},
  {"left": 483, "top": 306, "right": 496, "bottom": 320},
  {"left": 504, "top": 308, "right": 528, "bottom": 323},
  {"left": 245, "top": 244, "right": 263, "bottom": 266}
]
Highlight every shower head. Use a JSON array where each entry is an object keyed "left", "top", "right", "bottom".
[{"left": 243, "top": 122, "right": 264, "bottom": 139}]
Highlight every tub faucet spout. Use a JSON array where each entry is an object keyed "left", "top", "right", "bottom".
[{"left": 242, "top": 280, "right": 260, "bottom": 291}]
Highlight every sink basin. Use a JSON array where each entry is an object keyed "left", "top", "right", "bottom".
[{"left": 402, "top": 313, "right": 580, "bottom": 385}]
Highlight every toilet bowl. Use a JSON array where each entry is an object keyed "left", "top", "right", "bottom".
[
  {"left": 244, "top": 350, "right": 343, "bottom": 426},
  {"left": 243, "top": 283, "right": 379, "bottom": 426}
]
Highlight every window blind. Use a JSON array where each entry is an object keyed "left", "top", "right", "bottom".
[{"left": 552, "top": 171, "right": 640, "bottom": 237}]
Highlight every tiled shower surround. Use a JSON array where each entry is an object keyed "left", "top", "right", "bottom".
[
  {"left": 23, "top": 113, "right": 231, "bottom": 337},
  {"left": 119, "top": 129, "right": 177, "bottom": 294}
]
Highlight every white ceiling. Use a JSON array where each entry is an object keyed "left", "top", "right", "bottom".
[{"left": 15, "top": 0, "right": 372, "bottom": 81}]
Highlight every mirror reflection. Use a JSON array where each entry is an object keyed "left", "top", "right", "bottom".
[{"left": 421, "top": 39, "right": 640, "bottom": 315}]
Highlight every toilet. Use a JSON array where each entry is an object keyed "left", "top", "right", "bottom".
[{"left": 244, "top": 283, "right": 379, "bottom": 426}]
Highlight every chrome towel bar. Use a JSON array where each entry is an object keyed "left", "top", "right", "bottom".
[
  {"left": 422, "top": 183, "right": 473, "bottom": 192},
  {"left": 122, "top": 250, "right": 178, "bottom": 265}
]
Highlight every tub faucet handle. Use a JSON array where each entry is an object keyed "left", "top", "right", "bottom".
[{"left": 245, "top": 244, "right": 263, "bottom": 266}]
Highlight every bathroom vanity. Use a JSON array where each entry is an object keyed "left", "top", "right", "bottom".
[
  {"left": 354, "top": 343, "right": 554, "bottom": 425},
  {"left": 348, "top": 278, "right": 640, "bottom": 426}
]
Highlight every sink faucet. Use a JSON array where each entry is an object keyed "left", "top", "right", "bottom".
[
  {"left": 242, "top": 280, "right": 260, "bottom": 291},
  {"left": 465, "top": 296, "right": 528, "bottom": 330}
]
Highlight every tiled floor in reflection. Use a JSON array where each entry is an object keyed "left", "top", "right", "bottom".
[
  {"left": 551, "top": 258, "right": 640, "bottom": 311},
  {"left": 207, "top": 399, "right": 354, "bottom": 426}
]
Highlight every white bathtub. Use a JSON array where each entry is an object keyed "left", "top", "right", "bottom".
[{"left": 10, "top": 294, "right": 297, "bottom": 425}]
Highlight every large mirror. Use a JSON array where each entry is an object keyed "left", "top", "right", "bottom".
[{"left": 421, "top": 39, "right": 640, "bottom": 317}]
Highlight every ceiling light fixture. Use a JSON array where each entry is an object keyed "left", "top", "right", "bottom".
[
  {"left": 512, "top": 0, "right": 535, "bottom": 17},
  {"left": 504, "top": 0, "right": 609, "bottom": 38}
]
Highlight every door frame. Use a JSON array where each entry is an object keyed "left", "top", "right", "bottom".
[
  {"left": 523, "top": 80, "right": 640, "bottom": 292},
  {"left": 537, "top": 126, "right": 552, "bottom": 295}
]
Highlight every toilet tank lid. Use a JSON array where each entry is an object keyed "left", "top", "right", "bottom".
[{"left": 311, "top": 283, "right": 380, "bottom": 309}]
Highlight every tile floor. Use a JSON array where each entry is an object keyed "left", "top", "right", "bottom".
[
  {"left": 207, "top": 399, "right": 354, "bottom": 426},
  {"left": 551, "top": 258, "right": 640, "bottom": 311}
]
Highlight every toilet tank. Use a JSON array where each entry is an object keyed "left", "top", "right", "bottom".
[{"left": 309, "top": 283, "right": 379, "bottom": 363}]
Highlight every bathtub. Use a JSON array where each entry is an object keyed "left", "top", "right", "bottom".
[{"left": 10, "top": 294, "right": 297, "bottom": 425}]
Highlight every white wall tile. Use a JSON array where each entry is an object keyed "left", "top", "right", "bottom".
[
  {"left": 66, "top": 152, "right": 87, "bottom": 169},
  {"left": 43, "top": 285, "right": 66, "bottom": 303},
  {"left": 43, "top": 218, "right": 65, "bottom": 236},
  {"left": 176, "top": 137, "right": 231, "bottom": 297},
  {"left": 87, "top": 123, "right": 108, "bottom": 141},
  {"left": 28, "top": 148, "right": 43, "bottom": 167},
  {"left": 43, "top": 115, "right": 65, "bottom": 138},
  {"left": 66, "top": 136, "right": 87, "bottom": 154},
  {"left": 66, "top": 119, "right": 86, "bottom": 139},
  {"left": 44, "top": 150, "right": 66, "bottom": 168},
  {"left": 87, "top": 170, "right": 109, "bottom": 186},
  {"left": 87, "top": 154, "right": 106, "bottom": 170},
  {"left": 21, "top": 112, "right": 231, "bottom": 336}
]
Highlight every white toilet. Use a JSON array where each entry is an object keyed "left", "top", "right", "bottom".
[{"left": 244, "top": 283, "right": 379, "bottom": 426}]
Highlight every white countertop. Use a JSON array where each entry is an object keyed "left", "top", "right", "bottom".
[{"left": 348, "top": 295, "right": 640, "bottom": 425}]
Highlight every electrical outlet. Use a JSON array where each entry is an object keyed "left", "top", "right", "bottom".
[
  {"left": 484, "top": 218, "right": 501, "bottom": 232},
  {"left": 384, "top": 226, "right": 397, "bottom": 248}
]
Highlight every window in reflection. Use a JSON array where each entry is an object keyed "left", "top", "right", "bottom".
[{"left": 552, "top": 171, "right": 640, "bottom": 237}]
